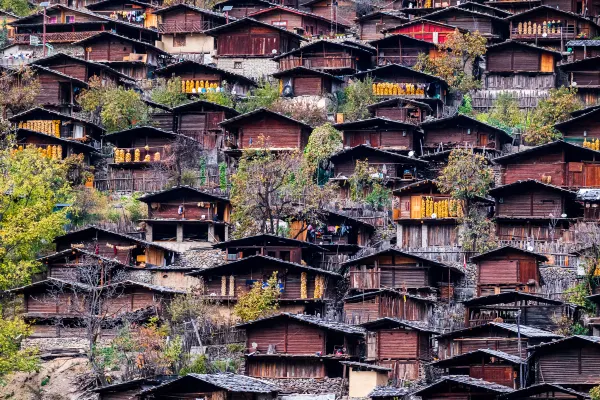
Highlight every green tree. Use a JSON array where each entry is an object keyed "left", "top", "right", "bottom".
[
  {"left": 340, "top": 77, "right": 376, "bottom": 121},
  {"left": 302, "top": 123, "right": 343, "bottom": 180},
  {"left": 150, "top": 77, "right": 189, "bottom": 108},
  {"left": 0, "top": 146, "right": 73, "bottom": 290},
  {"left": 590, "top": 385, "right": 600, "bottom": 400},
  {"left": 476, "top": 93, "right": 524, "bottom": 134},
  {"left": 1, "top": 0, "right": 31, "bottom": 16},
  {"left": 236, "top": 79, "right": 279, "bottom": 114},
  {"left": 437, "top": 148, "right": 494, "bottom": 204},
  {"left": 0, "top": 317, "right": 39, "bottom": 382},
  {"left": 0, "top": 66, "right": 40, "bottom": 115},
  {"left": 78, "top": 77, "right": 149, "bottom": 132},
  {"left": 0, "top": 20, "right": 8, "bottom": 48},
  {"left": 524, "top": 87, "right": 584, "bottom": 145},
  {"left": 234, "top": 272, "right": 280, "bottom": 322}
]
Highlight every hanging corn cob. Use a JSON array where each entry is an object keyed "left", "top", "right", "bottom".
[
  {"left": 300, "top": 272, "right": 307, "bottom": 299},
  {"left": 221, "top": 276, "right": 227, "bottom": 296},
  {"left": 229, "top": 275, "right": 235, "bottom": 296}
]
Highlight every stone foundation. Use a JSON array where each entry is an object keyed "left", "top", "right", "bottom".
[
  {"left": 260, "top": 377, "right": 347, "bottom": 396},
  {"left": 215, "top": 57, "right": 278, "bottom": 80}
]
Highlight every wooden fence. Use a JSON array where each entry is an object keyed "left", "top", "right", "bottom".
[{"left": 470, "top": 89, "right": 550, "bottom": 110}]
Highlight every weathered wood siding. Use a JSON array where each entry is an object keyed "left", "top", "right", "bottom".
[{"left": 245, "top": 320, "right": 325, "bottom": 354}]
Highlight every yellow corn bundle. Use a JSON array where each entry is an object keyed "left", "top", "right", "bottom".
[
  {"left": 587, "top": 138, "right": 600, "bottom": 151},
  {"left": 134, "top": 148, "right": 141, "bottom": 162},
  {"left": 195, "top": 80, "right": 201, "bottom": 91},
  {"left": 300, "top": 272, "right": 307, "bottom": 299},
  {"left": 421, "top": 197, "right": 426, "bottom": 218},
  {"left": 229, "top": 275, "right": 235, "bottom": 296},
  {"left": 221, "top": 276, "right": 227, "bottom": 296},
  {"left": 54, "top": 120, "right": 60, "bottom": 137},
  {"left": 154, "top": 152, "right": 161, "bottom": 162},
  {"left": 456, "top": 201, "right": 464, "bottom": 218},
  {"left": 314, "top": 275, "right": 325, "bottom": 299},
  {"left": 181, "top": 80, "right": 185, "bottom": 93},
  {"left": 56, "top": 145, "right": 62, "bottom": 159},
  {"left": 20, "top": 120, "right": 62, "bottom": 136},
  {"left": 125, "top": 151, "right": 132, "bottom": 163},
  {"left": 144, "top": 154, "right": 151, "bottom": 162}
]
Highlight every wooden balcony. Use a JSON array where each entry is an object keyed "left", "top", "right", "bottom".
[
  {"left": 376, "top": 55, "right": 420, "bottom": 67},
  {"left": 111, "top": 146, "right": 169, "bottom": 164},
  {"left": 158, "top": 21, "right": 214, "bottom": 34},
  {"left": 510, "top": 25, "right": 584, "bottom": 40},
  {"left": 13, "top": 31, "right": 104, "bottom": 44},
  {"left": 278, "top": 56, "right": 356, "bottom": 71}
]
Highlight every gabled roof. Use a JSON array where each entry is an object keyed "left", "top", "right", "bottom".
[
  {"left": 431, "top": 348, "right": 525, "bottom": 367},
  {"left": 559, "top": 55, "right": 600, "bottom": 72},
  {"left": 333, "top": 116, "right": 421, "bottom": 131},
  {"left": 186, "top": 254, "right": 342, "bottom": 277},
  {"left": 273, "top": 39, "right": 375, "bottom": 60},
  {"left": 323, "top": 209, "right": 376, "bottom": 230},
  {"left": 354, "top": 63, "right": 447, "bottom": 84},
  {"left": 0, "top": 9, "right": 18, "bottom": 19},
  {"left": 153, "top": 3, "right": 230, "bottom": 20},
  {"left": 577, "top": 188, "right": 600, "bottom": 202},
  {"left": 493, "top": 140, "right": 600, "bottom": 163},
  {"left": 6, "top": 277, "right": 92, "bottom": 293},
  {"left": 103, "top": 280, "right": 186, "bottom": 294},
  {"left": 138, "top": 185, "right": 229, "bottom": 203},
  {"left": 342, "top": 247, "right": 460, "bottom": 271},
  {"left": 203, "top": 17, "right": 306, "bottom": 40},
  {"left": 500, "top": 383, "right": 591, "bottom": 400},
  {"left": 456, "top": 1, "right": 513, "bottom": 17},
  {"left": 436, "top": 321, "right": 562, "bottom": 339},
  {"left": 359, "top": 317, "right": 438, "bottom": 333},
  {"left": 369, "top": 386, "right": 410, "bottom": 398},
  {"left": 10, "top": 4, "right": 108, "bottom": 25},
  {"left": 10, "top": 107, "right": 104, "bottom": 131},
  {"left": 339, "top": 361, "right": 392, "bottom": 372},
  {"left": 271, "top": 66, "right": 344, "bottom": 82},
  {"left": 527, "top": 335, "right": 600, "bottom": 351},
  {"left": 53, "top": 226, "right": 179, "bottom": 253},
  {"left": 237, "top": 312, "right": 366, "bottom": 335},
  {"left": 170, "top": 99, "right": 239, "bottom": 116},
  {"left": 555, "top": 106, "right": 600, "bottom": 132},
  {"left": 103, "top": 125, "right": 181, "bottom": 142},
  {"left": 154, "top": 60, "right": 256, "bottom": 87},
  {"left": 487, "top": 40, "right": 562, "bottom": 57},
  {"left": 567, "top": 40, "right": 600, "bottom": 47},
  {"left": 141, "top": 373, "right": 279, "bottom": 395},
  {"left": 463, "top": 291, "right": 563, "bottom": 307},
  {"left": 86, "top": 0, "right": 158, "bottom": 10},
  {"left": 248, "top": 5, "right": 350, "bottom": 28},
  {"left": 220, "top": 107, "right": 313, "bottom": 129},
  {"left": 470, "top": 245, "right": 549, "bottom": 262},
  {"left": 16, "top": 129, "right": 99, "bottom": 154},
  {"left": 37, "top": 247, "right": 129, "bottom": 268},
  {"left": 31, "top": 52, "right": 134, "bottom": 81},
  {"left": 381, "top": 18, "right": 468, "bottom": 34},
  {"left": 73, "top": 31, "right": 171, "bottom": 56},
  {"left": 357, "top": 10, "right": 409, "bottom": 22},
  {"left": 413, "top": 375, "right": 514, "bottom": 395},
  {"left": 329, "top": 144, "right": 428, "bottom": 166},
  {"left": 571, "top": 104, "right": 600, "bottom": 118},
  {"left": 366, "top": 97, "right": 433, "bottom": 112},
  {"left": 213, "top": 233, "right": 326, "bottom": 251},
  {"left": 392, "top": 179, "right": 439, "bottom": 195},
  {"left": 488, "top": 179, "right": 576, "bottom": 196},
  {"left": 420, "top": 114, "right": 513, "bottom": 140},
  {"left": 507, "top": 5, "right": 600, "bottom": 26},
  {"left": 421, "top": 5, "right": 509, "bottom": 23},
  {"left": 215, "top": 0, "right": 277, "bottom": 7},
  {"left": 91, "top": 377, "right": 163, "bottom": 394},
  {"left": 343, "top": 288, "right": 437, "bottom": 304},
  {"left": 30, "top": 65, "right": 88, "bottom": 87},
  {"left": 369, "top": 33, "right": 436, "bottom": 48}
]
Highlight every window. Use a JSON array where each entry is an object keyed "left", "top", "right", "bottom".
[
  {"left": 49, "top": 16, "right": 57, "bottom": 23},
  {"left": 272, "top": 20, "right": 287, "bottom": 27},
  {"left": 173, "top": 34, "right": 186, "bottom": 47},
  {"left": 65, "top": 15, "right": 75, "bottom": 23},
  {"left": 73, "top": 124, "right": 84, "bottom": 139},
  {"left": 234, "top": 61, "right": 242, "bottom": 69}
]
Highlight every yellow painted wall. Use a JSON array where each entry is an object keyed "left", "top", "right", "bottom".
[
  {"left": 348, "top": 369, "right": 389, "bottom": 398},
  {"left": 160, "top": 33, "right": 215, "bottom": 55}
]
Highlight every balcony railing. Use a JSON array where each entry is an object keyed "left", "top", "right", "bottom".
[
  {"left": 376, "top": 55, "right": 420, "bottom": 67},
  {"left": 510, "top": 24, "right": 586, "bottom": 39},
  {"left": 158, "top": 21, "right": 214, "bottom": 33},
  {"left": 112, "top": 146, "right": 169, "bottom": 164},
  {"left": 278, "top": 56, "right": 355, "bottom": 71},
  {"left": 13, "top": 31, "right": 104, "bottom": 44}
]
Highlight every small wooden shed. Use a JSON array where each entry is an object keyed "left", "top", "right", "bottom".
[
  {"left": 412, "top": 375, "right": 514, "bottom": 399},
  {"left": 343, "top": 288, "right": 435, "bottom": 324}
]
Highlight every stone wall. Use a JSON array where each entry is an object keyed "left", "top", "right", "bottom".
[
  {"left": 260, "top": 377, "right": 347, "bottom": 396},
  {"left": 215, "top": 57, "right": 278, "bottom": 80}
]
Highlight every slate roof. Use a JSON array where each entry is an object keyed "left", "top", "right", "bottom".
[
  {"left": 470, "top": 245, "right": 548, "bottom": 262},
  {"left": 430, "top": 348, "right": 525, "bottom": 367},
  {"left": 220, "top": 107, "right": 313, "bottom": 129},
  {"left": 271, "top": 66, "right": 344, "bottom": 82},
  {"left": 138, "top": 185, "right": 230, "bottom": 203},
  {"left": 493, "top": 140, "right": 600, "bottom": 163},
  {"left": 577, "top": 189, "right": 600, "bottom": 201},
  {"left": 506, "top": 5, "right": 600, "bottom": 27},
  {"left": 354, "top": 63, "right": 447, "bottom": 84},
  {"left": 248, "top": 5, "right": 351, "bottom": 28},
  {"left": 487, "top": 40, "right": 562, "bottom": 56},
  {"left": 366, "top": 97, "right": 433, "bottom": 112},
  {"left": 369, "top": 386, "right": 410, "bottom": 398},
  {"left": 73, "top": 31, "right": 170, "bottom": 56},
  {"left": 140, "top": 373, "right": 279, "bottom": 395},
  {"left": 420, "top": 113, "right": 513, "bottom": 139},
  {"left": 381, "top": 18, "right": 469, "bottom": 34},
  {"left": 343, "top": 289, "right": 437, "bottom": 304},
  {"left": 236, "top": 312, "right": 366, "bottom": 335},
  {"left": 527, "top": 334, "right": 600, "bottom": 350},
  {"left": 499, "top": 383, "right": 591, "bottom": 399},
  {"left": 567, "top": 40, "right": 600, "bottom": 46},
  {"left": 332, "top": 117, "right": 420, "bottom": 130},
  {"left": 488, "top": 179, "right": 576, "bottom": 196},
  {"left": 152, "top": 3, "right": 230, "bottom": 20},
  {"left": 359, "top": 317, "right": 439, "bottom": 333},
  {"left": 420, "top": 5, "right": 509, "bottom": 23},
  {"left": 555, "top": 106, "right": 600, "bottom": 129},
  {"left": 204, "top": 17, "right": 306, "bottom": 40},
  {"left": 212, "top": 233, "right": 326, "bottom": 251},
  {"left": 6, "top": 277, "right": 92, "bottom": 293},
  {"left": 342, "top": 247, "right": 462, "bottom": 273},
  {"left": 463, "top": 291, "right": 563, "bottom": 307},
  {"left": 30, "top": 65, "right": 89, "bottom": 87},
  {"left": 37, "top": 248, "right": 129, "bottom": 268},
  {"left": 170, "top": 99, "right": 239, "bottom": 115},
  {"left": 436, "top": 322, "right": 562, "bottom": 339},
  {"left": 103, "top": 280, "right": 186, "bottom": 294},
  {"left": 413, "top": 375, "right": 514, "bottom": 395},
  {"left": 273, "top": 39, "right": 374, "bottom": 61},
  {"left": 323, "top": 209, "right": 376, "bottom": 230},
  {"left": 339, "top": 361, "right": 392, "bottom": 372},
  {"left": 329, "top": 145, "right": 428, "bottom": 167}
]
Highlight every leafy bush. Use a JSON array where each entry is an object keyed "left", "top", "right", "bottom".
[
  {"left": 340, "top": 77, "right": 376, "bottom": 121},
  {"left": 236, "top": 79, "right": 279, "bottom": 113},
  {"left": 150, "top": 77, "right": 189, "bottom": 108}
]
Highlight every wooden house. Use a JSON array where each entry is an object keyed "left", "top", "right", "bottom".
[
  {"left": 101, "top": 280, "right": 185, "bottom": 316},
  {"left": 559, "top": 57, "right": 600, "bottom": 105},
  {"left": 14, "top": 129, "right": 99, "bottom": 168},
  {"left": 506, "top": 6, "right": 600, "bottom": 50},
  {"left": 393, "top": 180, "right": 463, "bottom": 248},
  {"left": 169, "top": 99, "right": 239, "bottom": 149},
  {"left": 489, "top": 179, "right": 580, "bottom": 242},
  {"left": 38, "top": 247, "right": 128, "bottom": 283},
  {"left": 75, "top": 31, "right": 170, "bottom": 80},
  {"left": 354, "top": 64, "right": 448, "bottom": 102},
  {"left": 298, "top": 209, "right": 376, "bottom": 247},
  {"left": 86, "top": 0, "right": 159, "bottom": 29},
  {"left": 214, "top": 0, "right": 278, "bottom": 19},
  {"left": 360, "top": 318, "right": 437, "bottom": 382},
  {"left": 341, "top": 247, "right": 463, "bottom": 299},
  {"left": 300, "top": 0, "right": 357, "bottom": 26},
  {"left": 494, "top": 140, "right": 600, "bottom": 188},
  {"left": 381, "top": 19, "right": 466, "bottom": 44},
  {"left": 499, "top": 384, "right": 593, "bottom": 400},
  {"left": 248, "top": 5, "right": 349, "bottom": 36},
  {"left": 412, "top": 375, "right": 514, "bottom": 399},
  {"left": 137, "top": 373, "right": 278, "bottom": 400},
  {"left": 101, "top": 126, "right": 192, "bottom": 193},
  {"left": 187, "top": 254, "right": 341, "bottom": 315},
  {"left": 464, "top": 291, "right": 578, "bottom": 331},
  {"left": 482, "top": 0, "right": 539, "bottom": 14},
  {"left": 212, "top": 233, "right": 325, "bottom": 264},
  {"left": 555, "top": 107, "right": 600, "bottom": 143},
  {"left": 237, "top": 313, "right": 365, "bottom": 378},
  {"left": 30, "top": 65, "right": 88, "bottom": 113},
  {"left": 528, "top": 336, "right": 600, "bottom": 385},
  {"left": 138, "top": 186, "right": 232, "bottom": 251},
  {"left": 328, "top": 145, "right": 429, "bottom": 193},
  {"left": 154, "top": 60, "right": 257, "bottom": 97},
  {"left": 0, "top": 9, "right": 17, "bottom": 40},
  {"left": 10, "top": 107, "right": 104, "bottom": 146},
  {"left": 333, "top": 118, "right": 423, "bottom": 151},
  {"left": 470, "top": 246, "right": 547, "bottom": 296},
  {"left": 567, "top": 39, "right": 600, "bottom": 61},
  {"left": 343, "top": 289, "right": 435, "bottom": 324},
  {"left": 484, "top": 41, "right": 561, "bottom": 91},
  {"left": 153, "top": 4, "right": 229, "bottom": 60},
  {"left": 366, "top": 98, "right": 436, "bottom": 123},
  {"left": 274, "top": 40, "right": 374, "bottom": 74},
  {"left": 419, "top": 7, "right": 509, "bottom": 41},
  {"left": 92, "top": 378, "right": 164, "bottom": 400},
  {"left": 420, "top": 114, "right": 512, "bottom": 152},
  {"left": 272, "top": 66, "right": 343, "bottom": 97},
  {"left": 220, "top": 108, "right": 313, "bottom": 151},
  {"left": 205, "top": 18, "right": 305, "bottom": 78},
  {"left": 585, "top": 294, "right": 600, "bottom": 334},
  {"left": 53, "top": 226, "right": 180, "bottom": 267},
  {"left": 576, "top": 189, "right": 600, "bottom": 221},
  {"left": 10, "top": 4, "right": 159, "bottom": 46},
  {"left": 370, "top": 34, "right": 435, "bottom": 67},
  {"left": 431, "top": 349, "right": 525, "bottom": 389},
  {"left": 436, "top": 322, "right": 562, "bottom": 360},
  {"left": 340, "top": 362, "right": 391, "bottom": 399},
  {"left": 358, "top": 11, "right": 409, "bottom": 41}
]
